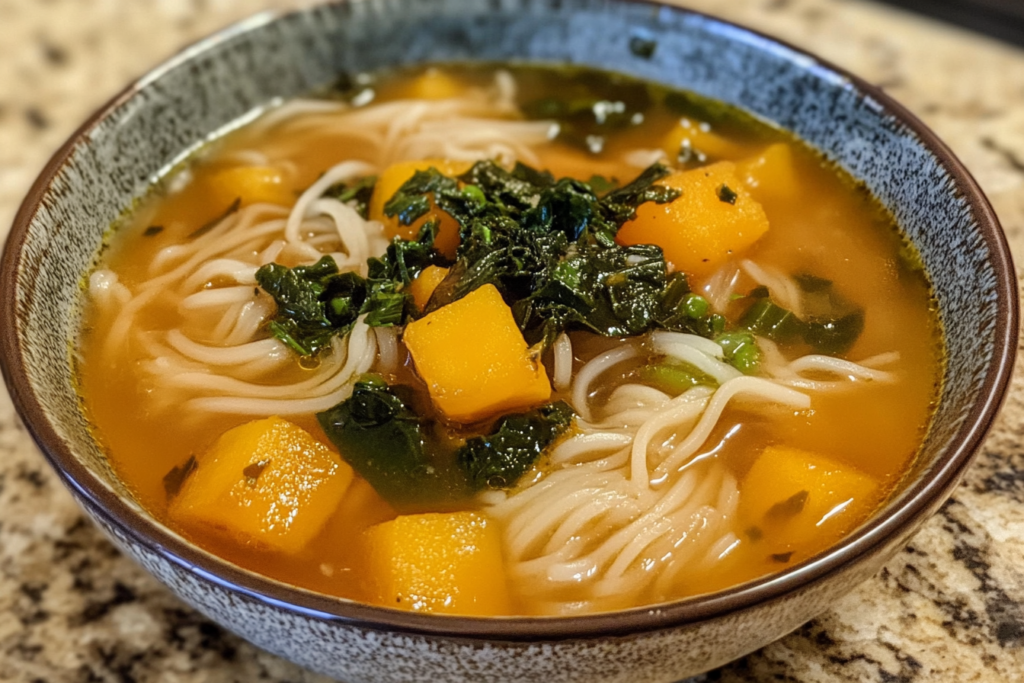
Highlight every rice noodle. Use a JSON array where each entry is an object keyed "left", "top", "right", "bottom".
[
  {"left": 487, "top": 331, "right": 815, "bottom": 614},
  {"left": 88, "top": 68, "right": 912, "bottom": 616},
  {"left": 92, "top": 72, "right": 544, "bottom": 423},
  {"left": 552, "top": 333, "right": 573, "bottom": 391},
  {"left": 758, "top": 337, "right": 900, "bottom": 391}
]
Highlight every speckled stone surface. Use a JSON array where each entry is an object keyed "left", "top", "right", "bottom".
[{"left": 1, "top": 0, "right": 1023, "bottom": 681}]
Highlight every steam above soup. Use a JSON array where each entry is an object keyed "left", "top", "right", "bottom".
[{"left": 79, "top": 65, "right": 941, "bottom": 617}]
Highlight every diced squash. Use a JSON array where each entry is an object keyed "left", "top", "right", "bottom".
[
  {"left": 616, "top": 162, "right": 770, "bottom": 278},
  {"left": 169, "top": 417, "right": 354, "bottom": 553},
  {"left": 403, "top": 284, "right": 551, "bottom": 423},
  {"left": 407, "top": 68, "right": 464, "bottom": 100},
  {"left": 206, "top": 165, "right": 293, "bottom": 208},
  {"left": 738, "top": 445, "right": 880, "bottom": 560},
  {"left": 662, "top": 118, "right": 751, "bottom": 163},
  {"left": 363, "top": 511, "right": 511, "bottom": 615},
  {"left": 736, "top": 143, "right": 800, "bottom": 203},
  {"left": 407, "top": 265, "right": 449, "bottom": 310},
  {"left": 368, "top": 159, "right": 471, "bottom": 259}
]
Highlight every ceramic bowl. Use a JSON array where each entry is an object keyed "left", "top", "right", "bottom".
[{"left": 1, "top": 1, "right": 1018, "bottom": 681}]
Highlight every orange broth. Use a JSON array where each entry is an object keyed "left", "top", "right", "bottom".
[{"left": 78, "top": 65, "right": 941, "bottom": 614}]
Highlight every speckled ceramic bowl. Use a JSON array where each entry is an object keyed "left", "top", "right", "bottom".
[{"left": 1, "top": 1, "right": 1018, "bottom": 681}]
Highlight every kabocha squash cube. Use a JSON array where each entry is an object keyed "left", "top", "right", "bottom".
[
  {"left": 739, "top": 445, "right": 880, "bottom": 559},
  {"left": 170, "top": 417, "right": 354, "bottom": 553},
  {"left": 736, "top": 143, "right": 800, "bottom": 203},
  {"left": 403, "top": 284, "right": 552, "bottom": 423},
  {"left": 368, "top": 159, "right": 470, "bottom": 258},
  {"left": 407, "top": 265, "right": 449, "bottom": 311},
  {"left": 363, "top": 511, "right": 511, "bottom": 615},
  {"left": 408, "top": 68, "right": 464, "bottom": 100},
  {"left": 207, "top": 165, "right": 292, "bottom": 208},
  {"left": 616, "top": 162, "right": 769, "bottom": 278}
]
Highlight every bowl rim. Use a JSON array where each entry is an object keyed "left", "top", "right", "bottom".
[{"left": 1, "top": 0, "right": 1018, "bottom": 642}]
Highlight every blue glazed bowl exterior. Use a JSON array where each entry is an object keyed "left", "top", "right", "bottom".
[{"left": 1, "top": 1, "right": 1017, "bottom": 681}]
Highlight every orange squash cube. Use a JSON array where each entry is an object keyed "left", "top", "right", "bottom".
[
  {"left": 403, "top": 284, "right": 551, "bottom": 423},
  {"left": 739, "top": 445, "right": 880, "bottom": 560},
  {"left": 170, "top": 417, "right": 354, "bottom": 553},
  {"left": 368, "top": 159, "right": 470, "bottom": 258},
  {"left": 407, "top": 68, "right": 464, "bottom": 100},
  {"left": 616, "top": 162, "right": 769, "bottom": 278},
  {"left": 736, "top": 143, "right": 800, "bottom": 203},
  {"left": 407, "top": 265, "right": 449, "bottom": 310},
  {"left": 362, "top": 511, "right": 511, "bottom": 615},
  {"left": 207, "top": 165, "right": 293, "bottom": 208}
]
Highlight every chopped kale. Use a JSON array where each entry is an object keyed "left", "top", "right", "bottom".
[
  {"left": 739, "top": 279, "right": 865, "bottom": 355},
  {"left": 317, "top": 377, "right": 576, "bottom": 507},
  {"left": 600, "top": 163, "right": 679, "bottom": 225},
  {"left": 457, "top": 401, "right": 574, "bottom": 491},
  {"left": 515, "top": 242, "right": 670, "bottom": 343},
  {"left": 384, "top": 168, "right": 459, "bottom": 226},
  {"left": 256, "top": 221, "right": 445, "bottom": 356},
  {"left": 324, "top": 175, "right": 377, "bottom": 219},
  {"left": 717, "top": 184, "right": 738, "bottom": 205},
  {"left": 163, "top": 455, "right": 197, "bottom": 498},
  {"left": 740, "top": 296, "right": 805, "bottom": 344},
  {"left": 585, "top": 174, "right": 619, "bottom": 195},
  {"left": 317, "top": 376, "right": 463, "bottom": 508},
  {"left": 256, "top": 257, "right": 356, "bottom": 356},
  {"left": 382, "top": 160, "right": 690, "bottom": 345},
  {"left": 766, "top": 490, "right": 809, "bottom": 520}
]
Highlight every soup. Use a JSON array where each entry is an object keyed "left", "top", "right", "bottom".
[{"left": 78, "top": 65, "right": 941, "bottom": 617}]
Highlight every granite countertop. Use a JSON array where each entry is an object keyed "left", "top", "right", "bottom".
[{"left": 2, "top": 0, "right": 1023, "bottom": 680}]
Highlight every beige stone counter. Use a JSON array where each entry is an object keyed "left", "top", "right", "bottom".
[{"left": 1, "top": 0, "right": 1022, "bottom": 680}]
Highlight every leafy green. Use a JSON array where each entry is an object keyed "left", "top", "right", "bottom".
[
  {"left": 317, "top": 377, "right": 576, "bottom": 507},
  {"left": 316, "top": 376, "right": 463, "bottom": 508},
  {"left": 256, "top": 222, "right": 445, "bottom": 356},
  {"left": 256, "top": 257, "right": 360, "bottom": 356},
  {"left": 162, "top": 455, "right": 197, "bottom": 498},
  {"left": 600, "top": 163, "right": 680, "bottom": 225},
  {"left": 717, "top": 184, "right": 738, "bottom": 205},
  {"left": 457, "top": 401, "right": 574, "bottom": 491},
  {"left": 740, "top": 296, "right": 804, "bottom": 345},
  {"left": 515, "top": 242, "right": 669, "bottom": 343},
  {"left": 585, "top": 174, "right": 619, "bottom": 194},
  {"left": 324, "top": 175, "right": 377, "bottom": 219},
  {"left": 766, "top": 490, "right": 809, "bottom": 520},
  {"left": 384, "top": 168, "right": 460, "bottom": 226},
  {"left": 738, "top": 278, "right": 865, "bottom": 355},
  {"left": 384, "top": 160, "right": 697, "bottom": 346}
]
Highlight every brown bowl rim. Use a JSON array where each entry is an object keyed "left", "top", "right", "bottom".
[{"left": 1, "top": 0, "right": 1018, "bottom": 642}]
